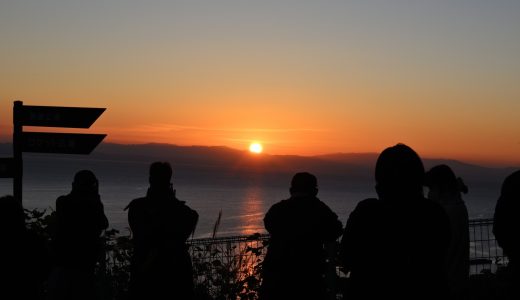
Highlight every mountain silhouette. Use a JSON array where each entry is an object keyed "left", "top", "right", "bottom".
[{"left": 0, "top": 142, "right": 516, "bottom": 191}]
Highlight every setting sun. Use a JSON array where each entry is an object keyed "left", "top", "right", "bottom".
[{"left": 249, "top": 143, "right": 263, "bottom": 154}]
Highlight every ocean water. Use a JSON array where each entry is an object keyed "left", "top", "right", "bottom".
[{"left": 0, "top": 156, "right": 502, "bottom": 238}]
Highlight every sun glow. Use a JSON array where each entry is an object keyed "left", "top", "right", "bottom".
[{"left": 249, "top": 143, "right": 263, "bottom": 154}]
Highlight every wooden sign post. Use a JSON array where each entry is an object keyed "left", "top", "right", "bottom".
[{"left": 11, "top": 101, "right": 106, "bottom": 203}]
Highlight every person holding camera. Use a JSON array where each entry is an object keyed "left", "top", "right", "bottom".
[
  {"left": 126, "top": 162, "right": 198, "bottom": 300},
  {"left": 48, "top": 170, "right": 108, "bottom": 300}
]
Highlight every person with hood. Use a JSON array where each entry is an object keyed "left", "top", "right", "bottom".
[
  {"left": 48, "top": 170, "right": 108, "bottom": 300},
  {"left": 340, "top": 144, "right": 450, "bottom": 300}
]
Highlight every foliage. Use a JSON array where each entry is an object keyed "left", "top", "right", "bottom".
[
  {"left": 24, "top": 207, "right": 56, "bottom": 240},
  {"left": 101, "top": 228, "right": 133, "bottom": 300},
  {"left": 24, "top": 208, "right": 267, "bottom": 300},
  {"left": 191, "top": 234, "right": 267, "bottom": 300},
  {"left": 100, "top": 231, "right": 267, "bottom": 300}
]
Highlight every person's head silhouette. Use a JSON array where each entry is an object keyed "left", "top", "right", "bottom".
[
  {"left": 499, "top": 170, "right": 520, "bottom": 201},
  {"left": 290, "top": 172, "right": 318, "bottom": 197},
  {"left": 149, "top": 162, "right": 173, "bottom": 190},
  {"left": 375, "top": 143, "right": 425, "bottom": 201},
  {"left": 72, "top": 170, "right": 99, "bottom": 196},
  {"left": 494, "top": 170, "right": 520, "bottom": 262},
  {"left": 425, "top": 164, "right": 468, "bottom": 202}
]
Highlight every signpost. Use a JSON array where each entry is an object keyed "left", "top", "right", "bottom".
[
  {"left": 21, "top": 132, "right": 106, "bottom": 154},
  {"left": 17, "top": 105, "right": 105, "bottom": 128},
  {"left": 10, "top": 101, "right": 106, "bottom": 203}
]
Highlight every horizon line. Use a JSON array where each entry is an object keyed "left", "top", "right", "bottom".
[{"left": 1, "top": 141, "right": 517, "bottom": 169}]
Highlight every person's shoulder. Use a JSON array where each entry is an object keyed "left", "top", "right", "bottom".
[
  {"left": 129, "top": 196, "right": 147, "bottom": 205},
  {"left": 269, "top": 198, "right": 292, "bottom": 211},
  {"left": 355, "top": 198, "right": 380, "bottom": 210},
  {"left": 56, "top": 194, "right": 68, "bottom": 202},
  {"left": 126, "top": 196, "right": 147, "bottom": 211},
  {"left": 313, "top": 197, "right": 337, "bottom": 212},
  {"left": 55, "top": 194, "right": 70, "bottom": 208},
  {"left": 264, "top": 199, "right": 291, "bottom": 219},
  {"left": 346, "top": 198, "right": 381, "bottom": 221},
  {"left": 169, "top": 199, "right": 198, "bottom": 225},
  {"left": 176, "top": 199, "right": 198, "bottom": 214}
]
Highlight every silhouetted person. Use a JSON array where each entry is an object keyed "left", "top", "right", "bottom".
[
  {"left": 425, "top": 164, "right": 470, "bottom": 300},
  {"left": 127, "top": 162, "right": 198, "bottom": 300},
  {"left": 0, "top": 195, "right": 50, "bottom": 299},
  {"left": 340, "top": 144, "right": 450, "bottom": 300},
  {"left": 47, "top": 170, "right": 109, "bottom": 300},
  {"left": 259, "top": 172, "right": 343, "bottom": 300},
  {"left": 493, "top": 170, "right": 520, "bottom": 299}
]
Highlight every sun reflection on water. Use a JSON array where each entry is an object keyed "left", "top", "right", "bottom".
[{"left": 239, "top": 186, "right": 266, "bottom": 236}]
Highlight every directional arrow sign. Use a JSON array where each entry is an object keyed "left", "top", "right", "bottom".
[
  {"left": 0, "top": 158, "right": 14, "bottom": 178},
  {"left": 19, "top": 105, "right": 106, "bottom": 128},
  {"left": 21, "top": 132, "right": 106, "bottom": 154}
]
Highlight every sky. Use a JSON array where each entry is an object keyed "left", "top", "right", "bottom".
[{"left": 1, "top": 0, "right": 519, "bottom": 166}]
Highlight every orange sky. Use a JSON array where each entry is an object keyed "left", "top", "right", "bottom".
[{"left": 1, "top": 1, "right": 519, "bottom": 167}]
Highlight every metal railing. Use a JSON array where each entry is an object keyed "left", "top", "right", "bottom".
[
  {"left": 188, "top": 233, "right": 269, "bottom": 298},
  {"left": 103, "top": 218, "right": 506, "bottom": 299},
  {"left": 186, "top": 218, "right": 505, "bottom": 275},
  {"left": 468, "top": 218, "right": 506, "bottom": 274}
]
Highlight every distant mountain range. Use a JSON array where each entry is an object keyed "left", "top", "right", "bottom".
[{"left": 0, "top": 142, "right": 517, "bottom": 186}]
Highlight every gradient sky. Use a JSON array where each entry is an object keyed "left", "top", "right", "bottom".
[{"left": 1, "top": 0, "right": 519, "bottom": 166}]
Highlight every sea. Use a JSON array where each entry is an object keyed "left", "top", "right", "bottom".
[{"left": 0, "top": 154, "right": 506, "bottom": 238}]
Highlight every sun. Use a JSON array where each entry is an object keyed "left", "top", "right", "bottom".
[{"left": 249, "top": 142, "right": 263, "bottom": 154}]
